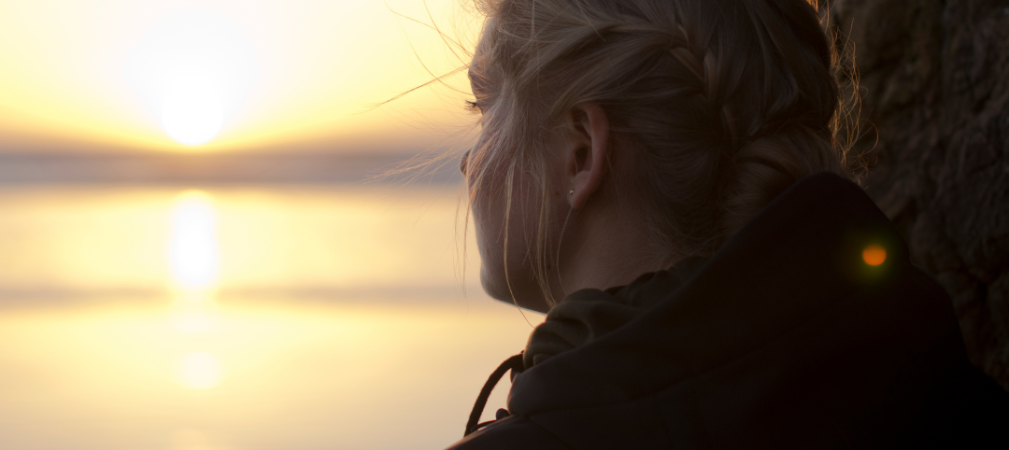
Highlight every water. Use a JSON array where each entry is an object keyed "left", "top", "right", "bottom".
[{"left": 0, "top": 184, "right": 542, "bottom": 450}]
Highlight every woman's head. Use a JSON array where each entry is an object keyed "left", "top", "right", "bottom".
[{"left": 463, "top": 0, "right": 846, "bottom": 310}]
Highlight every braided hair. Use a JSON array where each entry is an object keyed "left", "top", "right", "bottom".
[{"left": 467, "top": 0, "right": 848, "bottom": 305}]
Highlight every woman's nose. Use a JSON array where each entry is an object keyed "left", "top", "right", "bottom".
[{"left": 459, "top": 149, "right": 471, "bottom": 176}]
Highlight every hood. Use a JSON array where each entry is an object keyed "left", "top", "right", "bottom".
[{"left": 507, "top": 172, "right": 965, "bottom": 417}]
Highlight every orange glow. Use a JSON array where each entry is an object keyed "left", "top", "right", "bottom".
[{"left": 862, "top": 244, "right": 887, "bottom": 266}]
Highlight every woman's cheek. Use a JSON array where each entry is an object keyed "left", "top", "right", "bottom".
[{"left": 474, "top": 208, "right": 511, "bottom": 301}]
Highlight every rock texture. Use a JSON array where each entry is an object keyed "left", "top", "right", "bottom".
[{"left": 827, "top": 0, "right": 1009, "bottom": 389}]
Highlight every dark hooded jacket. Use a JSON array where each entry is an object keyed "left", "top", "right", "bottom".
[{"left": 446, "top": 173, "right": 1009, "bottom": 449}]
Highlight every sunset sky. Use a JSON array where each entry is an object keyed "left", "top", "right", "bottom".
[
  {"left": 0, "top": 3, "right": 532, "bottom": 448},
  {"left": 0, "top": 0, "right": 482, "bottom": 154}
]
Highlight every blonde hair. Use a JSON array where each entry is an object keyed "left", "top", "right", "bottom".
[{"left": 465, "top": 0, "right": 851, "bottom": 306}]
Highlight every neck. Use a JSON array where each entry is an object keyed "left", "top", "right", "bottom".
[{"left": 556, "top": 199, "right": 676, "bottom": 299}]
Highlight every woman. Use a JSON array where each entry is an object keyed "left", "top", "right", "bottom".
[{"left": 447, "top": 0, "right": 1009, "bottom": 448}]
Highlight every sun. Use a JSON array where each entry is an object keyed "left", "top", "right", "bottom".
[{"left": 162, "top": 74, "right": 224, "bottom": 146}]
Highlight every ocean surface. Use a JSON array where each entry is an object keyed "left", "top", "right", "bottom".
[{"left": 0, "top": 183, "right": 543, "bottom": 450}]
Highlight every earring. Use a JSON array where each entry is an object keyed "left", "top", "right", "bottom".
[{"left": 569, "top": 189, "right": 574, "bottom": 195}]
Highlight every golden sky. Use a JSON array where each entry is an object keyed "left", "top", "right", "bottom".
[{"left": 0, "top": 0, "right": 482, "bottom": 154}]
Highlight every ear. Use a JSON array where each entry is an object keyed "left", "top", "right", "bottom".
[{"left": 565, "top": 102, "right": 610, "bottom": 210}]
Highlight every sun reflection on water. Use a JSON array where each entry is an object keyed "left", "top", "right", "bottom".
[
  {"left": 169, "top": 190, "right": 223, "bottom": 388},
  {"left": 170, "top": 191, "right": 219, "bottom": 292},
  {"left": 172, "top": 297, "right": 219, "bottom": 334},
  {"left": 0, "top": 185, "right": 542, "bottom": 449},
  {"left": 179, "top": 352, "right": 223, "bottom": 390}
]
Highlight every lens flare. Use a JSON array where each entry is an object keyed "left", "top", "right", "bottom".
[{"left": 862, "top": 244, "right": 887, "bottom": 266}]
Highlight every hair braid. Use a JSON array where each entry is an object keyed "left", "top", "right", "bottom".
[
  {"left": 469, "top": 0, "right": 852, "bottom": 303},
  {"left": 665, "top": 28, "right": 739, "bottom": 147}
]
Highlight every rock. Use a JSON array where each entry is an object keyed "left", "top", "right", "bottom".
[{"left": 828, "top": 0, "right": 1009, "bottom": 389}]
